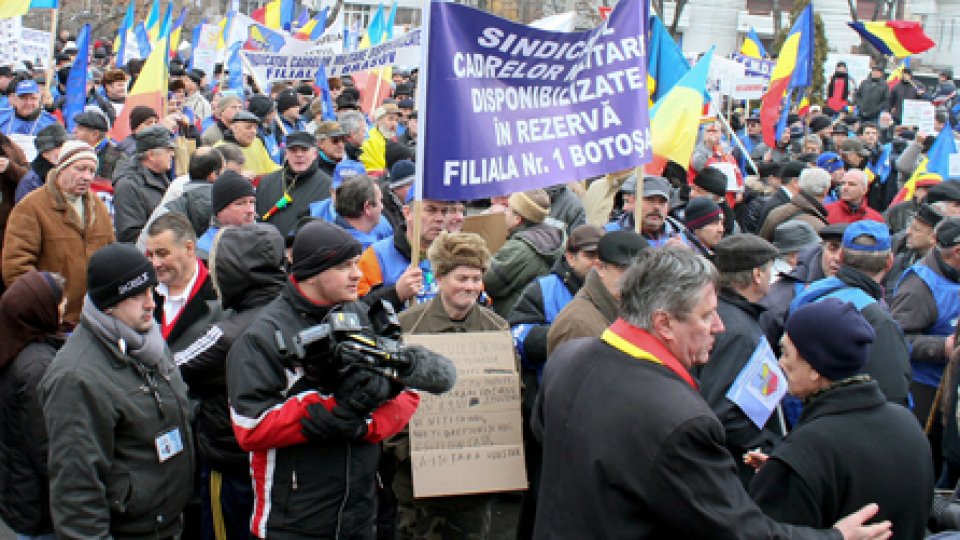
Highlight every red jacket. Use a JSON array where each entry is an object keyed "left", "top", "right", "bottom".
[{"left": 824, "top": 200, "right": 884, "bottom": 225}]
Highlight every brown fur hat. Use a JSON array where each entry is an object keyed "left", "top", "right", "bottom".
[
  {"left": 427, "top": 231, "right": 491, "bottom": 277},
  {"left": 102, "top": 69, "right": 128, "bottom": 85}
]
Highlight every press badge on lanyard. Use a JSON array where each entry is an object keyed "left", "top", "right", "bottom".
[{"left": 155, "top": 428, "right": 184, "bottom": 463}]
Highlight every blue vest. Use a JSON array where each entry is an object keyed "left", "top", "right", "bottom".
[
  {"left": 369, "top": 237, "right": 436, "bottom": 305},
  {"left": 0, "top": 109, "right": 59, "bottom": 136},
  {"left": 310, "top": 200, "right": 394, "bottom": 249},
  {"left": 511, "top": 273, "right": 575, "bottom": 374},
  {"left": 896, "top": 263, "right": 960, "bottom": 387},
  {"left": 539, "top": 274, "right": 574, "bottom": 322},
  {"left": 196, "top": 226, "right": 218, "bottom": 256},
  {"left": 335, "top": 215, "right": 393, "bottom": 250},
  {"left": 790, "top": 276, "right": 877, "bottom": 314}
]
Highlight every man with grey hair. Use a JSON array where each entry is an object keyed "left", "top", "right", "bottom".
[
  {"left": 360, "top": 103, "right": 400, "bottom": 174},
  {"left": 339, "top": 109, "right": 368, "bottom": 163},
  {"left": 201, "top": 93, "right": 243, "bottom": 147},
  {"left": 532, "top": 247, "right": 891, "bottom": 539},
  {"left": 760, "top": 167, "right": 832, "bottom": 240},
  {"left": 112, "top": 126, "right": 177, "bottom": 242},
  {"left": 696, "top": 234, "right": 782, "bottom": 487},
  {"left": 825, "top": 169, "right": 884, "bottom": 224}
]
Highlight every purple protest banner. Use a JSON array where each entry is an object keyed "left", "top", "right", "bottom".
[{"left": 414, "top": 0, "right": 651, "bottom": 201}]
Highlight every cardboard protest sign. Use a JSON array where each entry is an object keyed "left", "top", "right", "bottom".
[
  {"left": 902, "top": 99, "right": 935, "bottom": 133},
  {"left": 404, "top": 331, "right": 527, "bottom": 498},
  {"left": 415, "top": 0, "right": 651, "bottom": 201},
  {"left": 461, "top": 213, "right": 508, "bottom": 254}
]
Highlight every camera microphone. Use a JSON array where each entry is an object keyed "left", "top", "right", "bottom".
[{"left": 394, "top": 344, "right": 457, "bottom": 394}]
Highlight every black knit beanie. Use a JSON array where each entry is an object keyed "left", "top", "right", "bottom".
[
  {"left": 291, "top": 221, "right": 362, "bottom": 280},
  {"left": 786, "top": 298, "right": 875, "bottom": 381},
  {"left": 212, "top": 170, "right": 255, "bottom": 215},
  {"left": 87, "top": 243, "right": 158, "bottom": 310}
]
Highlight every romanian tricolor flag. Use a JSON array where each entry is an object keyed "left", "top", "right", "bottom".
[
  {"left": 295, "top": 7, "right": 328, "bottom": 41},
  {"left": 760, "top": 5, "right": 814, "bottom": 148},
  {"left": 740, "top": 27, "right": 768, "bottom": 59},
  {"left": 890, "top": 160, "right": 941, "bottom": 205},
  {"left": 646, "top": 49, "right": 713, "bottom": 175},
  {"left": 796, "top": 94, "right": 810, "bottom": 116},
  {"left": 648, "top": 15, "right": 690, "bottom": 104},
  {"left": 109, "top": 36, "right": 169, "bottom": 141},
  {"left": 352, "top": 3, "right": 393, "bottom": 113},
  {"left": 887, "top": 58, "right": 911, "bottom": 89},
  {"left": 848, "top": 20, "right": 935, "bottom": 57}
]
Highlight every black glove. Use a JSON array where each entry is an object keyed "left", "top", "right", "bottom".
[
  {"left": 335, "top": 370, "right": 393, "bottom": 415},
  {"left": 300, "top": 403, "right": 368, "bottom": 441}
]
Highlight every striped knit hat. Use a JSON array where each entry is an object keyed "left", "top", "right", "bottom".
[{"left": 53, "top": 140, "right": 98, "bottom": 178}]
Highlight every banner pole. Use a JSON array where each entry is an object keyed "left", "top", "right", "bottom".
[
  {"left": 45, "top": 8, "right": 59, "bottom": 94},
  {"left": 240, "top": 51, "right": 288, "bottom": 136},
  {"left": 410, "top": 0, "right": 431, "bottom": 268}
]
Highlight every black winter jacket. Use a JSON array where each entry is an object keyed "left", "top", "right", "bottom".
[
  {"left": 696, "top": 290, "right": 782, "bottom": 486},
  {"left": 751, "top": 379, "right": 932, "bottom": 540},
  {"left": 112, "top": 158, "right": 171, "bottom": 243},
  {"left": 175, "top": 224, "right": 285, "bottom": 475},
  {"left": 256, "top": 159, "right": 332, "bottom": 237},
  {"left": 0, "top": 338, "right": 60, "bottom": 535},
  {"left": 759, "top": 244, "right": 825, "bottom": 355},
  {"left": 226, "top": 281, "right": 419, "bottom": 539},
  {"left": 39, "top": 322, "right": 195, "bottom": 540},
  {"left": 532, "top": 329, "right": 840, "bottom": 539}
]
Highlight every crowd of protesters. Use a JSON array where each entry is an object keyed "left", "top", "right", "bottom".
[{"left": 1, "top": 21, "right": 960, "bottom": 540}]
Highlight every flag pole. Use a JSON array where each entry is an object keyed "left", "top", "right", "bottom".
[
  {"left": 716, "top": 107, "right": 759, "bottom": 175},
  {"left": 44, "top": 8, "right": 59, "bottom": 94}
]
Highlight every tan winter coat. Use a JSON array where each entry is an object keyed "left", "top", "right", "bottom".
[{"left": 2, "top": 174, "right": 114, "bottom": 323}]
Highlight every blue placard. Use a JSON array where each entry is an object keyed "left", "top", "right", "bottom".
[{"left": 417, "top": 0, "right": 652, "bottom": 201}]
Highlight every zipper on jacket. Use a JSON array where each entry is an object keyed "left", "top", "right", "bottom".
[
  {"left": 335, "top": 442, "right": 351, "bottom": 540},
  {"left": 292, "top": 470, "right": 298, "bottom": 491}
]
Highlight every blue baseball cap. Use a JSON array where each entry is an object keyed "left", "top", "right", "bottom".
[
  {"left": 816, "top": 152, "right": 844, "bottom": 173},
  {"left": 332, "top": 159, "right": 366, "bottom": 189},
  {"left": 15, "top": 79, "right": 39, "bottom": 95},
  {"left": 841, "top": 220, "right": 891, "bottom": 252}
]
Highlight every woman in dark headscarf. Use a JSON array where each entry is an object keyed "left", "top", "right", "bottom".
[{"left": 0, "top": 270, "right": 65, "bottom": 540}]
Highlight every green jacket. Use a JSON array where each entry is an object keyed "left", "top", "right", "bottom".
[{"left": 483, "top": 222, "right": 565, "bottom": 318}]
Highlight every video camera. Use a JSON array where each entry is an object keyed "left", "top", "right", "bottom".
[{"left": 286, "top": 301, "right": 409, "bottom": 383}]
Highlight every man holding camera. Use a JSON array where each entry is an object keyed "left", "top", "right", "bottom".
[{"left": 227, "top": 220, "right": 445, "bottom": 539}]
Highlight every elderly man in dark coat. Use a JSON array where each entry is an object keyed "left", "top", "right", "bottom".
[
  {"left": 750, "top": 298, "right": 933, "bottom": 540},
  {"left": 696, "top": 234, "right": 782, "bottom": 487},
  {"left": 532, "top": 247, "right": 892, "bottom": 539}
]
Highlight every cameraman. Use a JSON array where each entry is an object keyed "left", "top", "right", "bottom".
[{"left": 227, "top": 220, "right": 421, "bottom": 540}]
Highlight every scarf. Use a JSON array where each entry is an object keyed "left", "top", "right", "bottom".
[{"left": 80, "top": 295, "right": 168, "bottom": 369}]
